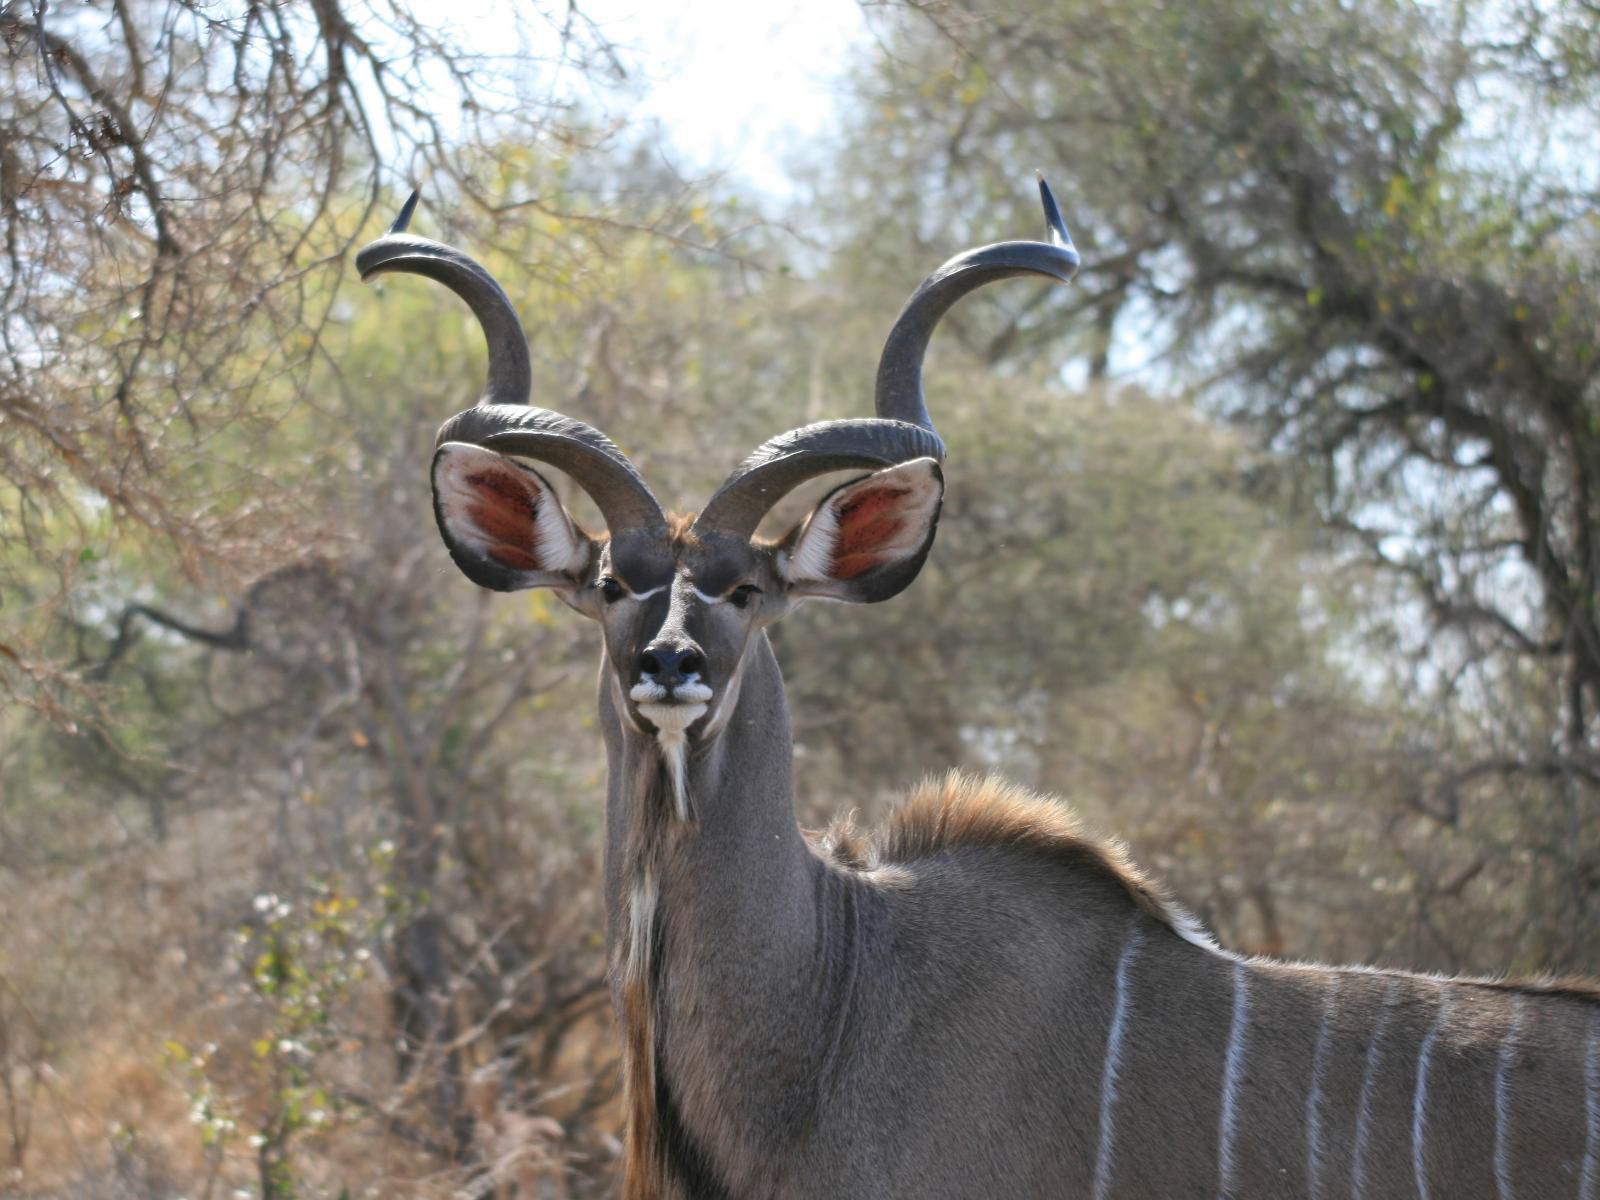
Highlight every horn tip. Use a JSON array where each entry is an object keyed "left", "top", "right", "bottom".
[
  {"left": 391, "top": 188, "right": 421, "bottom": 234},
  {"left": 1035, "top": 173, "right": 1073, "bottom": 251},
  {"left": 356, "top": 188, "right": 423, "bottom": 281}
]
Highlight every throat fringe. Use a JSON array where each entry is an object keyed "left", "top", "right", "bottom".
[
  {"left": 658, "top": 731, "right": 692, "bottom": 822},
  {"left": 620, "top": 739, "right": 697, "bottom": 1199}
]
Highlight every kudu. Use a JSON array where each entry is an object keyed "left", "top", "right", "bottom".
[{"left": 357, "top": 182, "right": 1600, "bottom": 1199}]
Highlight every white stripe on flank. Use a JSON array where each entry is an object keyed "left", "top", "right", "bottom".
[
  {"left": 1351, "top": 977, "right": 1400, "bottom": 1200},
  {"left": 1217, "top": 960, "right": 1250, "bottom": 1199},
  {"left": 1305, "top": 977, "right": 1337, "bottom": 1200},
  {"left": 1582, "top": 1013, "right": 1599, "bottom": 1200},
  {"left": 1412, "top": 986, "right": 1449, "bottom": 1200},
  {"left": 1495, "top": 996, "right": 1523, "bottom": 1200},
  {"left": 1092, "top": 925, "right": 1142, "bottom": 1200}
]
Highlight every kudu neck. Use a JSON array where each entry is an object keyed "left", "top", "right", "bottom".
[
  {"left": 683, "top": 632, "right": 797, "bottom": 831},
  {"left": 598, "top": 632, "right": 811, "bottom": 921}
]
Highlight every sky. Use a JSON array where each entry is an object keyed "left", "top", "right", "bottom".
[
  {"left": 580, "top": 0, "right": 869, "bottom": 197},
  {"left": 410, "top": 0, "right": 873, "bottom": 200}
]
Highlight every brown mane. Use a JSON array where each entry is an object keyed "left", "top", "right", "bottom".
[
  {"left": 812, "top": 772, "right": 1600, "bottom": 1003},
  {"left": 813, "top": 771, "right": 1205, "bottom": 942}
]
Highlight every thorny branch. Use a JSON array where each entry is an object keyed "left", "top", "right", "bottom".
[{"left": 0, "top": 0, "right": 624, "bottom": 708}]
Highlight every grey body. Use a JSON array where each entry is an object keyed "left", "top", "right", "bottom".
[
  {"left": 353, "top": 181, "right": 1599, "bottom": 1199},
  {"left": 601, "top": 633, "right": 1600, "bottom": 1200}
]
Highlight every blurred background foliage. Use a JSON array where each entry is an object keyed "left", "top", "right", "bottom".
[{"left": 2, "top": 0, "right": 1598, "bottom": 1194}]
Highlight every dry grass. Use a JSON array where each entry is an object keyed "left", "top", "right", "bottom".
[{"left": 1, "top": 794, "right": 615, "bottom": 1199}]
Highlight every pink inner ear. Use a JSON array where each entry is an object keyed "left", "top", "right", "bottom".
[
  {"left": 829, "top": 485, "right": 908, "bottom": 580},
  {"left": 462, "top": 468, "right": 543, "bottom": 570}
]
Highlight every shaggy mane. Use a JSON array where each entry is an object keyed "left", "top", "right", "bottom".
[
  {"left": 812, "top": 773, "right": 1600, "bottom": 1000},
  {"left": 814, "top": 771, "right": 1212, "bottom": 946}
]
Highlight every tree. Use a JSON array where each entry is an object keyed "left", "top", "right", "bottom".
[
  {"left": 828, "top": 0, "right": 1600, "bottom": 972},
  {"left": 0, "top": 4, "right": 699, "bottom": 1193},
  {"left": 0, "top": 0, "right": 622, "bottom": 711},
  {"left": 0, "top": 118, "right": 785, "bottom": 1189}
]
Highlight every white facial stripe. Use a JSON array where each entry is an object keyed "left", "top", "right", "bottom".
[
  {"left": 630, "top": 583, "right": 667, "bottom": 600},
  {"left": 611, "top": 672, "right": 650, "bottom": 736},
  {"left": 1217, "top": 960, "right": 1250, "bottom": 1199},
  {"left": 690, "top": 585, "right": 723, "bottom": 605}
]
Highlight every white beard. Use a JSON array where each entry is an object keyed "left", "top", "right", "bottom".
[
  {"left": 629, "top": 681, "right": 712, "bottom": 821},
  {"left": 636, "top": 701, "right": 708, "bottom": 737}
]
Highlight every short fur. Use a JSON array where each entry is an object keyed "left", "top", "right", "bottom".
[{"left": 436, "top": 444, "right": 1600, "bottom": 1200}]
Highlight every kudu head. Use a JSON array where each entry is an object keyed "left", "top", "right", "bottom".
[{"left": 356, "top": 180, "right": 1079, "bottom": 745}]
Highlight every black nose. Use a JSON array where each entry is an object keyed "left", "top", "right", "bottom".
[{"left": 639, "top": 644, "right": 704, "bottom": 686}]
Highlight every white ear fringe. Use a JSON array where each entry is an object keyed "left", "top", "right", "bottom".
[
  {"left": 434, "top": 443, "right": 585, "bottom": 575},
  {"left": 780, "top": 458, "right": 942, "bottom": 586},
  {"left": 781, "top": 501, "right": 839, "bottom": 585}
]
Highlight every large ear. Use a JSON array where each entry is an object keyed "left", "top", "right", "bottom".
[
  {"left": 776, "top": 458, "right": 944, "bottom": 603},
  {"left": 431, "top": 442, "right": 591, "bottom": 592}
]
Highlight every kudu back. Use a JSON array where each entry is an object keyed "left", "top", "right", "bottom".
[{"left": 357, "top": 181, "right": 1600, "bottom": 1199}]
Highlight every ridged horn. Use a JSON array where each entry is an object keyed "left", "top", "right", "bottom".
[
  {"left": 436, "top": 405, "right": 665, "bottom": 534},
  {"left": 874, "top": 174, "right": 1080, "bottom": 433},
  {"left": 693, "top": 175, "right": 1080, "bottom": 541},
  {"left": 358, "top": 192, "right": 665, "bottom": 533},
  {"left": 355, "top": 189, "right": 532, "bottom": 409},
  {"left": 691, "top": 419, "right": 944, "bottom": 541}
]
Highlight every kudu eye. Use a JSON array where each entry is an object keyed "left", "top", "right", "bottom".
[
  {"left": 597, "top": 577, "right": 624, "bottom": 604},
  {"left": 729, "top": 584, "right": 762, "bottom": 610}
]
